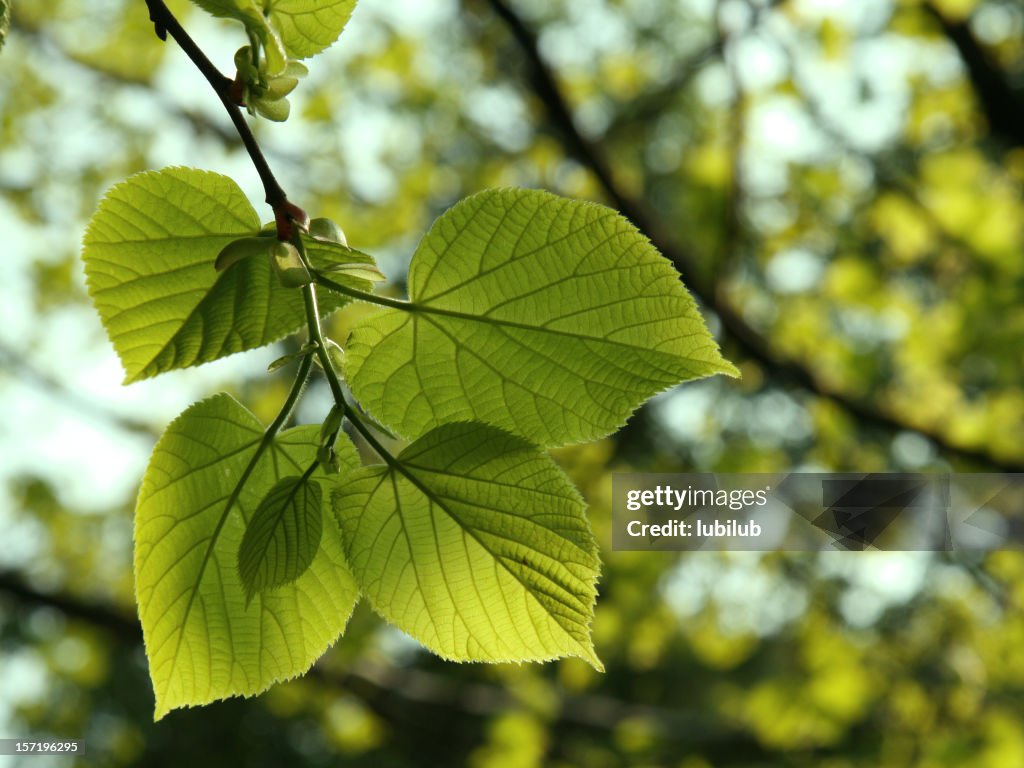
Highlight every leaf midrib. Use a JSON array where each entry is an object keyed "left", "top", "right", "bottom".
[
  {"left": 385, "top": 450, "right": 594, "bottom": 654},
  {"left": 161, "top": 438, "right": 306, "bottom": 694},
  {"left": 398, "top": 300, "right": 723, "bottom": 363}
]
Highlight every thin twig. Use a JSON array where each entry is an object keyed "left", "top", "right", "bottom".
[{"left": 143, "top": 0, "right": 301, "bottom": 232}]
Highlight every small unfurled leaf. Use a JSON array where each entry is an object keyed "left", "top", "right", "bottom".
[
  {"left": 344, "top": 188, "right": 738, "bottom": 447},
  {"left": 135, "top": 394, "right": 360, "bottom": 719},
  {"left": 324, "top": 338, "right": 346, "bottom": 371},
  {"left": 189, "top": 0, "right": 358, "bottom": 60},
  {"left": 318, "top": 262, "right": 386, "bottom": 283},
  {"left": 82, "top": 167, "right": 351, "bottom": 382},
  {"left": 304, "top": 238, "right": 380, "bottom": 294},
  {"left": 233, "top": 44, "right": 260, "bottom": 84},
  {"left": 267, "top": 351, "right": 299, "bottom": 372},
  {"left": 215, "top": 236, "right": 271, "bottom": 272},
  {"left": 266, "top": 60, "right": 308, "bottom": 98},
  {"left": 270, "top": 240, "right": 311, "bottom": 286},
  {"left": 238, "top": 475, "right": 324, "bottom": 601},
  {"left": 267, "top": 342, "right": 317, "bottom": 372},
  {"left": 319, "top": 404, "right": 343, "bottom": 445},
  {"left": 253, "top": 93, "right": 292, "bottom": 122},
  {"left": 332, "top": 421, "right": 603, "bottom": 669},
  {"left": 317, "top": 444, "right": 341, "bottom": 475},
  {"left": 309, "top": 217, "right": 347, "bottom": 246}
]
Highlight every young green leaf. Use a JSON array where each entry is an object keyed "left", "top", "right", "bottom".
[
  {"left": 82, "top": 167, "right": 353, "bottom": 383},
  {"left": 135, "top": 393, "right": 360, "bottom": 720},
  {"left": 265, "top": 0, "right": 358, "bottom": 59},
  {"left": 309, "top": 217, "right": 347, "bottom": 246},
  {"left": 237, "top": 475, "right": 323, "bottom": 602},
  {"left": 318, "top": 262, "right": 387, "bottom": 283},
  {"left": 190, "top": 0, "right": 357, "bottom": 60},
  {"left": 343, "top": 188, "right": 739, "bottom": 447},
  {"left": 270, "top": 240, "right": 311, "bottom": 286},
  {"left": 332, "top": 421, "right": 603, "bottom": 669},
  {"left": 214, "top": 235, "right": 270, "bottom": 272},
  {"left": 304, "top": 238, "right": 380, "bottom": 293},
  {"left": 188, "top": 0, "right": 260, "bottom": 22}
]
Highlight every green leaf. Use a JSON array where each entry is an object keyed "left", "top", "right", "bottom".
[
  {"left": 304, "top": 238, "right": 379, "bottom": 293},
  {"left": 189, "top": 0, "right": 356, "bottom": 60},
  {"left": 82, "top": 167, "right": 352, "bottom": 383},
  {"left": 252, "top": 93, "right": 292, "bottom": 122},
  {"left": 135, "top": 393, "right": 360, "bottom": 720},
  {"left": 309, "top": 216, "right": 347, "bottom": 245},
  {"left": 237, "top": 475, "right": 323, "bottom": 602},
  {"left": 270, "top": 240, "right": 311, "bottom": 286},
  {"left": 188, "top": 0, "right": 259, "bottom": 22},
  {"left": 214, "top": 235, "right": 269, "bottom": 272},
  {"left": 267, "top": 0, "right": 357, "bottom": 59},
  {"left": 343, "top": 188, "right": 738, "bottom": 447},
  {"left": 332, "top": 421, "right": 602, "bottom": 669}
]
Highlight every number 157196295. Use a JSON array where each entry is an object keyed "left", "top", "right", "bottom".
[{"left": 0, "top": 740, "right": 82, "bottom": 755}]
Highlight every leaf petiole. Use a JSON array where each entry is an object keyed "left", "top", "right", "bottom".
[
  {"left": 220, "top": 346, "right": 313, "bottom": 525},
  {"left": 315, "top": 273, "right": 411, "bottom": 311}
]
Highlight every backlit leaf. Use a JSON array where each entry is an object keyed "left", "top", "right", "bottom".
[
  {"left": 83, "top": 167, "right": 367, "bottom": 383},
  {"left": 343, "top": 188, "right": 738, "bottom": 447},
  {"left": 237, "top": 475, "right": 323, "bottom": 601},
  {"left": 188, "top": 0, "right": 357, "bottom": 59},
  {"left": 135, "top": 393, "right": 359, "bottom": 719},
  {"left": 332, "top": 421, "right": 602, "bottom": 669}
]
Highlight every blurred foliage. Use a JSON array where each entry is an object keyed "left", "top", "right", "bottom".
[{"left": 1, "top": 0, "right": 1023, "bottom": 765}]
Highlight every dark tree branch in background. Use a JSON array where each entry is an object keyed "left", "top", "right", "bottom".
[
  {"left": 0, "top": 570, "right": 750, "bottom": 744},
  {"left": 480, "top": 0, "right": 1024, "bottom": 473},
  {"left": 773, "top": 29, "right": 1004, "bottom": 284},
  {"left": 0, "top": 571, "right": 141, "bottom": 638},
  {"left": 603, "top": 0, "right": 782, "bottom": 141},
  {"left": 11, "top": 16, "right": 240, "bottom": 148},
  {"left": 716, "top": 0, "right": 748, "bottom": 275},
  {"left": 923, "top": 1, "right": 1024, "bottom": 150},
  {"left": 602, "top": 39, "right": 723, "bottom": 141}
]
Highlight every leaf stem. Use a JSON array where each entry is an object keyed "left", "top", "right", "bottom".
[
  {"left": 266, "top": 349, "right": 315, "bottom": 437},
  {"left": 315, "top": 274, "right": 411, "bottom": 311},
  {"left": 221, "top": 350, "right": 315, "bottom": 522},
  {"left": 142, "top": 0, "right": 303, "bottom": 235},
  {"left": 295, "top": 244, "right": 400, "bottom": 466},
  {"left": 344, "top": 405, "right": 403, "bottom": 469}
]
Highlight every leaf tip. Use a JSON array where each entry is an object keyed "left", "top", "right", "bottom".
[{"left": 719, "top": 358, "right": 742, "bottom": 378}]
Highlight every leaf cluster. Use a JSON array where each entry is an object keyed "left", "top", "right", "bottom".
[{"left": 80, "top": 0, "right": 736, "bottom": 720}]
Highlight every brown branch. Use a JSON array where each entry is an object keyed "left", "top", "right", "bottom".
[
  {"left": 922, "top": 1, "right": 1024, "bottom": 149},
  {"left": 602, "top": 39, "right": 723, "bottom": 141},
  {"left": 480, "top": 0, "right": 1024, "bottom": 472},
  {"left": 716, "top": 2, "right": 748, "bottom": 273},
  {"left": 142, "top": 0, "right": 305, "bottom": 236},
  {"left": 773, "top": 28, "right": 1001, "bottom": 281},
  {"left": 602, "top": 0, "right": 784, "bottom": 142},
  {"left": 0, "top": 569, "right": 746, "bottom": 742}
]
